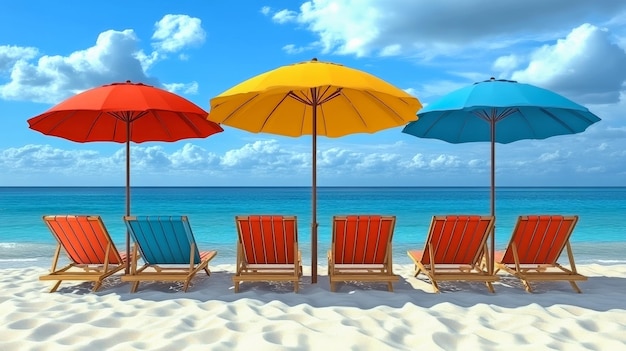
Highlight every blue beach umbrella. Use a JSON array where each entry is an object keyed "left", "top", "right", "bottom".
[{"left": 402, "top": 78, "right": 601, "bottom": 273}]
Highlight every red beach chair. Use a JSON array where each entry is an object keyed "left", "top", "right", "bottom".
[
  {"left": 328, "top": 215, "right": 398, "bottom": 292},
  {"left": 495, "top": 215, "right": 587, "bottom": 293},
  {"left": 407, "top": 215, "right": 498, "bottom": 293},
  {"left": 233, "top": 215, "right": 302, "bottom": 293}
]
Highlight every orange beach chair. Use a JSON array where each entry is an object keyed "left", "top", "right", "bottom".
[
  {"left": 328, "top": 215, "right": 398, "bottom": 292},
  {"left": 407, "top": 215, "right": 498, "bottom": 293},
  {"left": 495, "top": 215, "right": 587, "bottom": 293},
  {"left": 39, "top": 215, "right": 127, "bottom": 292},
  {"left": 233, "top": 215, "right": 302, "bottom": 293}
]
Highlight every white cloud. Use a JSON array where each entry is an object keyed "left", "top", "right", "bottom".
[
  {"left": 162, "top": 81, "right": 199, "bottom": 95},
  {"left": 0, "top": 45, "right": 38, "bottom": 71},
  {"left": 0, "top": 29, "right": 153, "bottom": 104},
  {"left": 0, "top": 14, "right": 207, "bottom": 105},
  {"left": 282, "top": 44, "right": 307, "bottom": 55},
  {"left": 271, "top": 0, "right": 626, "bottom": 58},
  {"left": 152, "top": 14, "right": 206, "bottom": 53},
  {"left": 272, "top": 9, "right": 298, "bottom": 24},
  {"left": 509, "top": 24, "right": 626, "bottom": 104},
  {"left": 0, "top": 134, "right": 622, "bottom": 186},
  {"left": 538, "top": 150, "right": 562, "bottom": 162},
  {"left": 220, "top": 140, "right": 309, "bottom": 177}
]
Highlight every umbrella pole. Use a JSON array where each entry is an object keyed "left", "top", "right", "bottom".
[
  {"left": 311, "top": 90, "right": 318, "bottom": 284},
  {"left": 125, "top": 121, "right": 131, "bottom": 274},
  {"left": 489, "top": 118, "right": 496, "bottom": 275}
]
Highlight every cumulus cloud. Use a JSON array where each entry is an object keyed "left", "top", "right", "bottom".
[
  {"left": 162, "top": 81, "right": 199, "bottom": 95},
  {"left": 0, "top": 132, "right": 618, "bottom": 186},
  {"left": 0, "top": 144, "right": 116, "bottom": 175},
  {"left": 508, "top": 24, "right": 626, "bottom": 104},
  {"left": 0, "top": 29, "right": 152, "bottom": 104},
  {"left": 221, "top": 140, "right": 309, "bottom": 177},
  {"left": 0, "top": 14, "right": 206, "bottom": 104},
  {"left": 152, "top": 14, "right": 206, "bottom": 53},
  {"left": 269, "top": 0, "right": 626, "bottom": 58},
  {"left": 0, "top": 45, "right": 38, "bottom": 71}
]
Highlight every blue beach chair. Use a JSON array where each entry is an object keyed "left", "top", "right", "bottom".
[{"left": 122, "top": 216, "right": 217, "bottom": 293}]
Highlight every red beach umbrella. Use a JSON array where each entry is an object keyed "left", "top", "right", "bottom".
[{"left": 28, "top": 81, "right": 223, "bottom": 271}]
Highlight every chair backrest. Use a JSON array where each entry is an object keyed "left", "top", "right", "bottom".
[
  {"left": 43, "top": 215, "right": 122, "bottom": 265},
  {"left": 235, "top": 215, "right": 298, "bottom": 264},
  {"left": 123, "top": 216, "right": 202, "bottom": 264},
  {"left": 501, "top": 215, "right": 578, "bottom": 264},
  {"left": 331, "top": 215, "right": 396, "bottom": 265},
  {"left": 420, "top": 215, "right": 494, "bottom": 265}
]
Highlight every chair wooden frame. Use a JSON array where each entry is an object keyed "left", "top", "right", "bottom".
[
  {"left": 39, "top": 215, "right": 127, "bottom": 292},
  {"left": 328, "top": 215, "right": 398, "bottom": 292},
  {"left": 122, "top": 216, "right": 217, "bottom": 293},
  {"left": 233, "top": 215, "right": 302, "bottom": 293},
  {"left": 407, "top": 215, "right": 499, "bottom": 293},
  {"left": 495, "top": 215, "right": 587, "bottom": 293}
]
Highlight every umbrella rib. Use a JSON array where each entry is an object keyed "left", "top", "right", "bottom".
[
  {"left": 317, "top": 86, "right": 342, "bottom": 104},
  {"left": 31, "top": 110, "right": 95, "bottom": 142},
  {"left": 361, "top": 90, "right": 413, "bottom": 124},
  {"left": 174, "top": 111, "right": 206, "bottom": 139},
  {"left": 538, "top": 108, "right": 580, "bottom": 134},
  {"left": 259, "top": 93, "right": 306, "bottom": 132},
  {"left": 287, "top": 91, "right": 314, "bottom": 106},
  {"left": 287, "top": 91, "right": 315, "bottom": 135},
  {"left": 219, "top": 94, "right": 262, "bottom": 124}
]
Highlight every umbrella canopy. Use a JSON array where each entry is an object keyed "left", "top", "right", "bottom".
[
  {"left": 28, "top": 81, "right": 224, "bottom": 271},
  {"left": 402, "top": 77, "right": 601, "bottom": 273},
  {"left": 208, "top": 58, "right": 422, "bottom": 283}
]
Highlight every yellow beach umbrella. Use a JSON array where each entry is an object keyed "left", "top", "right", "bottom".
[{"left": 209, "top": 58, "right": 421, "bottom": 283}]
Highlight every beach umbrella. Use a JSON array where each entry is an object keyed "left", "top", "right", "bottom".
[
  {"left": 27, "top": 81, "right": 224, "bottom": 271},
  {"left": 402, "top": 77, "right": 601, "bottom": 273},
  {"left": 208, "top": 58, "right": 422, "bottom": 283}
]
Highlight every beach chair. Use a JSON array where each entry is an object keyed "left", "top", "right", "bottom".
[
  {"left": 122, "top": 216, "right": 217, "bottom": 293},
  {"left": 39, "top": 215, "right": 127, "bottom": 292},
  {"left": 407, "top": 215, "right": 498, "bottom": 293},
  {"left": 495, "top": 215, "right": 587, "bottom": 293},
  {"left": 233, "top": 215, "right": 302, "bottom": 293},
  {"left": 327, "top": 215, "right": 398, "bottom": 292}
]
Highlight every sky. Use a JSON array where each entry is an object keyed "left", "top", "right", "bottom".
[{"left": 1, "top": 0, "right": 625, "bottom": 187}]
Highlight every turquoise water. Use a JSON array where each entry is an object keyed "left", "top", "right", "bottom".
[{"left": 1, "top": 187, "right": 625, "bottom": 268}]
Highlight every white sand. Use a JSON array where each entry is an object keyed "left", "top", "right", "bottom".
[{"left": 1, "top": 264, "right": 625, "bottom": 350}]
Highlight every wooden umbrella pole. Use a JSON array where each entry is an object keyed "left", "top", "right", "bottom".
[
  {"left": 125, "top": 119, "right": 131, "bottom": 274},
  {"left": 489, "top": 117, "right": 496, "bottom": 275},
  {"left": 311, "top": 88, "right": 318, "bottom": 284}
]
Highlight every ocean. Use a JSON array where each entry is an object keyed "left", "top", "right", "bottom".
[{"left": 1, "top": 186, "right": 625, "bottom": 268}]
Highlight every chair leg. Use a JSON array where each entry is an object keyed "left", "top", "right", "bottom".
[
  {"left": 49, "top": 280, "right": 62, "bottom": 293},
  {"left": 204, "top": 267, "right": 211, "bottom": 276},
  {"left": 570, "top": 281, "right": 582, "bottom": 293},
  {"left": 485, "top": 281, "right": 495, "bottom": 293},
  {"left": 234, "top": 281, "right": 240, "bottom": 293},
  {"left": 183, "top": 279, "right": 191, "bottom": 292},
  {"left": 130, "top": 282, "right": 140, "bottom": 293},
  {"left": 431, "top": 280, "right": 440, "bottom": 293},
  {"left": 413, "top": 266, "right": 421, "bottom": 277},
  {"left": 294, "top": 281, "right": 299, "bottom": 293},
  {"left": 92, "top": 281, "right": 103, "bottom": 292},
  {"left": 387, "top": 282, "right": 393, "bottom": 292},
  {"left": 522, "top": 280, "right": 533, "bottom": 293}
]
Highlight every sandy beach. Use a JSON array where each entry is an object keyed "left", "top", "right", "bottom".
[{"left": 0, "top": 263, "right": 625, "bottom": 350}]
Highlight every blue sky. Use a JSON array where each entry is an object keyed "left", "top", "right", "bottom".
[{"left": 1, "top": 0, "right": 625, "bottom": 187}]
